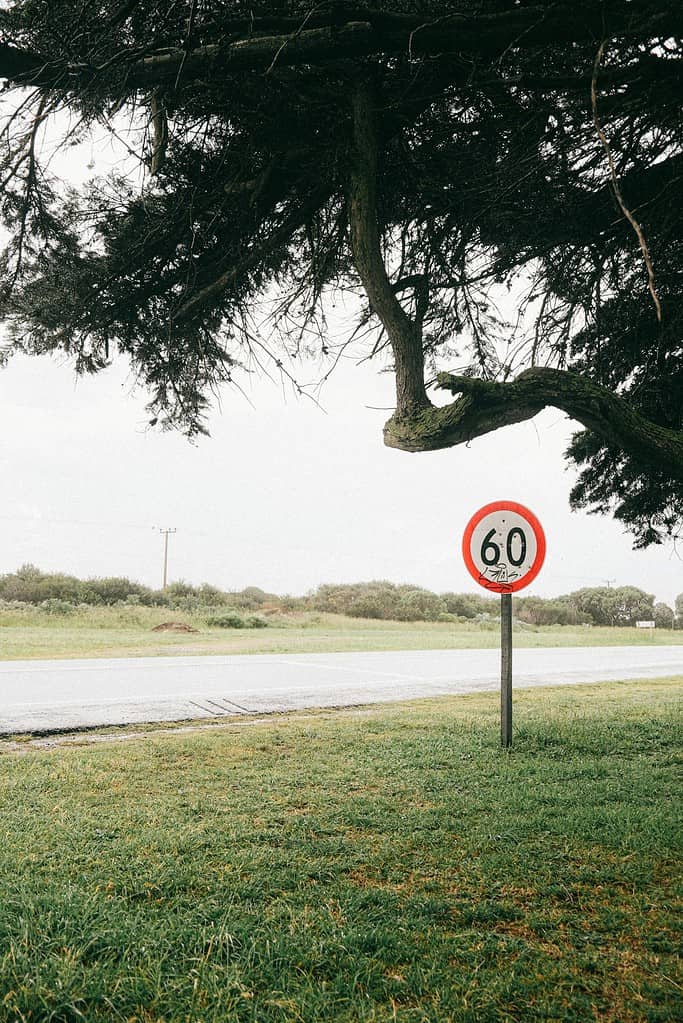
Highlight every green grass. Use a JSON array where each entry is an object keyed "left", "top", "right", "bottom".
[
  {"left": 0, "top": 679, "right": 681, "bottom": 1022},
  {"left": 0, "top": 604, "right": 681, "bottom": 660}
]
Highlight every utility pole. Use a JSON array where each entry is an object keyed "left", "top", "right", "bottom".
[
  {"left": 602, "top": 579, "right": 617, "bottom": 626},
  {"left": 157, "top": 528, "right": 177, "bottom": 588}
]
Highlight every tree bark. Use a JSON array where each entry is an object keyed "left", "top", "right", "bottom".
[
  {"left": 347, "top": 78, "right": 429, "bottom": 416},
  {"left": 384, "top": 366, "right": 683, "bottom": 482}
]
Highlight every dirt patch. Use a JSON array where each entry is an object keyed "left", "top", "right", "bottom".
[{"left": 151, "top": 621, "right": 199, "bottom": 633}]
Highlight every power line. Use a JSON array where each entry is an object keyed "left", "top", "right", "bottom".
[{"left": 0, "top": 513, "right": 207, "bottom": 537}]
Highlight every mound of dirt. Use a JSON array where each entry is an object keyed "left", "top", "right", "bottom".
[{"left": 151, "top": 621, "right": 199, "bottom": 633}]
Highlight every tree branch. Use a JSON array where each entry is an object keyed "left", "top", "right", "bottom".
[
  {"left": 429, "top": 151, "right": 683, "bottom": 254},
  {"left": 347, "top": 77, "right": 428, "bottom": 416},
  {"left": 2, "top": 4, "right": 681, "bottom": 92},
  {"left": 125, "top": 4, "right": 683, "bottom": 82},
  {"left": 173, "top": 188, "right": 330, "bottom": 323},
  {"left": 383, "top": 367, "right": 683, "bottom": 482}
]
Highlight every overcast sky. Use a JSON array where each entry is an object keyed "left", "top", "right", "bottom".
[{"left": 1, "top": 345, "right": 681, "bottom": 607}]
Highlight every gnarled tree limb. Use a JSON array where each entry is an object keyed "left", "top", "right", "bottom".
[
  {"left": 2, "top": 4, "right": 682, "bottom": 92},
  {"left": 383, "top": 367, "right": 683, "bottom": 481},
  {"left": 347, "top": 77, "right": 429, "bottom": 415}
]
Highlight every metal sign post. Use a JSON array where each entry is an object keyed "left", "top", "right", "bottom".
[
  {"left": 500, "top": 592, "right": 513, "bottom": 748},
  {"left": 462, "top": 501, "right": 546, "bottom": 748}
]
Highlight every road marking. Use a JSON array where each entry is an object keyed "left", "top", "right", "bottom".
[
  {"left": 0, "top": 657, "right": 439, "bottom": 683},
  {"left": 188, "top": 700, "right": 224, "bottom": 716},
  {"left": 1, "top": 676, "right": 449, "bottom": 710},
  {"left": 271, "top": 657, "right": 430, "bottom": 681},
  {"left": 205, "top": 697, "right": 253, "bottom": 714}
]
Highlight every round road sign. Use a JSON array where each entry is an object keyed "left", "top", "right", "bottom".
[{"left": 462, "top": 501, "right": 546, "bottom": 593}]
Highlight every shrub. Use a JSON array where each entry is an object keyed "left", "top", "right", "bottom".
[
  {"left": 347, "top": 596, "right": 387, "bottom": 619},
  {"left": 278, "top": 594, "right": 308, "bottom": 612},
  {"left": 312, "top": 581, "right": 402, "bottom": 618},
  {"left": 475, "top": 615, "right": 500, "bottom": 631},
  {"left": 240, "top": 586, "right": 270, "bottom": 606},
  {"left": 225, "top": 586, "right": 279, "bottom": 610},
  {"left": 40, "top": 599, "right": 78, "bottom": 616},
  {"left": 88, "top": 576, "right": 155, "bottom": 605},
  {"left": 205, "top": 612, "right": 246, "bottom": 628},
  {"left": 197, "top": 583, "right": 229, "bottom": 606},
  {"left": 440, "top": 593, "right": 483, "bottom": 618},
  {"left": 205, "top": 611, "right": 269, "bottom": 629},
  {"left": 244, "top": 615, "right": 269, "bottom": 629},
  {"left": 395, "top": 589, "right": 446, "bottom": 622},
  {"left": 515, "top": 597, "right": 591, "bottom": 626},
  {"left": 0, "top": 599, "right": 33, "bottom": 612}
]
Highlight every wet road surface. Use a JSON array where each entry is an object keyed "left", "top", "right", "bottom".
[{"left": 1, "top": 645, "right": 681, "bottom": 733}]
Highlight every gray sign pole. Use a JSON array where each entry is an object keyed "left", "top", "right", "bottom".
[{"left": 501, "top": 592, "right": 513, "bottom": 747}]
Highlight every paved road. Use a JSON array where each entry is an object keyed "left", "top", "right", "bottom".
[{"left": 1, "top": 645, "right": 681, "bottom": 734}]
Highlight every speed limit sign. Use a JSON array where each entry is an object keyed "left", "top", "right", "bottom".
[
  {"left": 462, "top": 500, "right": 545, "bottom": 747},
  {"left": 462, "top": 501, "right": 546, "bottom": 594}
]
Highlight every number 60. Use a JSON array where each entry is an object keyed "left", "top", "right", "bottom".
[{"left": 481, "top": 527, "right": 527, "bottom": 567}]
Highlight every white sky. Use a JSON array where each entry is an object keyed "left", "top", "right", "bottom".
[{"left": 1, "top": 347, "right": 681, "bottom": 607}]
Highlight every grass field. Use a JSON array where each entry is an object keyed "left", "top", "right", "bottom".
[
  {"left": 1, "top": 604, "right": 681, "bottom": 660},
  {"left": 0, "top": 679, "right": 681, "bottom": 1022}
]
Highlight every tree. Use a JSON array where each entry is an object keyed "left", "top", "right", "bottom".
[
  {"left": 514, "top": 596, "right": 590, "bottom": 627},
  {"left": 608, "top": 585, "right": 656, "bottom": 626},
  {"left": 653, "top": 602, "right": 674, "bottom": 629},
  {"left": 566, "top": 584, "right": 654, "bottom": 626},
  {"left": 675, "top": 593, "right": 683, "bottom": 628},
  {"left": 0, "top": 1, "right": 681, "bottom": 545}
]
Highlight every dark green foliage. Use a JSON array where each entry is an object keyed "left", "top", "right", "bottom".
[
  {"left": 0, "top": 2, "right": 680, "bottom": 545},
  {"left": 393, "top": 588, "right": 446, "bottom": 621},
  {"left": 562, "top": 585, "right": 655, "bottom": 627},
  {"left": 312, "top": 580, "right": 456, "bottom": 621},
  {"left": 440, "top": 592, "right": 487, "bottom": 619},
  {"left": 0, "top": 564, "right": 156, "bottom": 606},
  {"left": 38, "top": 597, "right": 78, "bottom": 616},
  {"left": 675, "top": 593, "right": 683, "bottom": 626},
  {"left": 0, "top": 566, "right": 286, "bottom": 614},
  {"left": 653, "top": 602, "right": 675, "bottom": 629},
  {"left": 204, "top": 610, "right": 269, "bottom": 628},
  {"left": 230, "top": 586, "right": 275, "bottom": 609},
  {"left": 515, "top": 597, "right": 591, "bottom": 627},
  {"left": 0, "top": 567, "right": 672, "bottom": 626}
]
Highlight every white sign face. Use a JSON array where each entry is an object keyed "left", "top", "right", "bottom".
[{"left": 462, "top": 501, "right": 546, "bottom": 593}]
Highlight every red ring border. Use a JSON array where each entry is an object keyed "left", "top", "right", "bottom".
[{"left": 462, "top": 500, "right": 546, "bottom": 593}]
